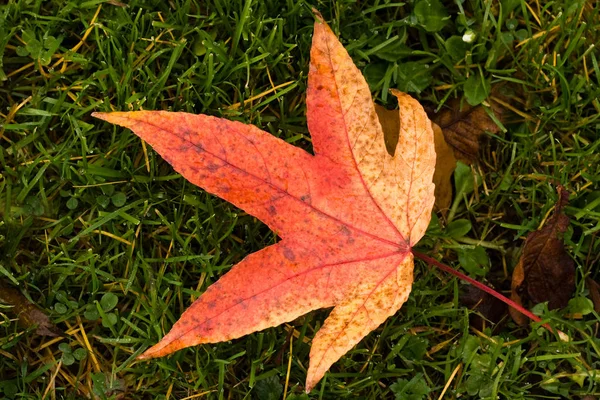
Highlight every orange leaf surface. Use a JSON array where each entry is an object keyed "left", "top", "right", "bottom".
[{"left": 93, "top": 14, "right": 435, "bottom": 391}]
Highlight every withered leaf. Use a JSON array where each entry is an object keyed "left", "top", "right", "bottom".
[
  {"left": 510, "top": 186, "right": 575, "bottom": 325},
  {"left": 460, "top": 285, "right": 507, "bottom": 330},
  {"left": 0, "top": 280, "right": 61, "bottom": 337},
  {"left": 429, "top": 97, "right": 505, "bottom": 165},
  {"left": 585, "top": 278, "right": 600, "bottom": 314},
  {"left": 431, "top": 122, "right": 457, "bottom": 212},
  {"left": 374, "top": 104, "right": 400, "bottom": 157}
]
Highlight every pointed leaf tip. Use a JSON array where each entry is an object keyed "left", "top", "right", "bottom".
[
  {"left": 91, "top": 111, "right": 122, "bottom": 126},
  {"left": 92, "top": 111, "right": 111, "bottom": 122},
  {"left": 136, "top": 351, "right": 153, "bottom": 361}
]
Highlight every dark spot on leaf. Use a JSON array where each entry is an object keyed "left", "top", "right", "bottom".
[
  {"left": 282, "top": 247, "right": 296, "bottom": 261},
  {"left": 206, "top": 163, "right": 220, "bottom": 172},
  {"left": 179, "top": 144, "right": 192, "bottom": 153},
  {"left": 268, "top": 205, "right": 277, "bottom": 216}
]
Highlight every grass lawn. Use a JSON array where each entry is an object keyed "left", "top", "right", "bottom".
[{"left": 1, "top": 0, "right": 599, "bottom": 399}]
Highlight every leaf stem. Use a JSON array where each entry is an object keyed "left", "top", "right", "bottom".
[{"left": 412, "top": 250, "right": 560, "bottom": 335}]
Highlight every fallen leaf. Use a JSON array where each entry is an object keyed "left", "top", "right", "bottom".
[
  {"left": 430, "top": 97, "right": 505, "bottom": 164},
  {"left": 374, "top": 104, "right": 400, "bottom": 156},
  {"left": 460, "top": 285, "right": 507, "bottom": 331},
  {"left": 375, "top": 105, "right": 455, "bottom": 211},
  {"left": 93, "top": 13, "right": 436, "bottom": 391},
  {"left": 0, "top": 280, "right": 61, "bottom": 337},
  {"left": 585, "top": 278, "right": 600, "bottom": 313},
  {"left": 431, "top": 122, "right": 457, "bottom": 211},
  {"left": 107, "top": 0, "right": 127, "bottom": 6},
  {"left": 510, "top": 186, "right": 575, "bottom": 325}
]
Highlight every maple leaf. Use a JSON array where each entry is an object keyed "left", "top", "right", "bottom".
[{"left": 93, "top": 13, "right": 435, "bottom": 391}]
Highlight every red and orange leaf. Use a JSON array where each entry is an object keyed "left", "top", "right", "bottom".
[{"left": 93, "top": 13, "right": 435, "bottom": 392}]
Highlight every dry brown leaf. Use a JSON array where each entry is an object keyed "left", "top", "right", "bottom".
[
  {"left": 585, "top": 278, "right": 600, "bottom": 313},
  {"left": 431, "top": 122, "right": 456, "bottom": 211},
  {"left": 510, "top": 258, "right": 529, "bottom": 326},
  {"left": 0, "top": 280, "right": 61, "bottom": 337},
  {"left": 107, "top": 0, "right": 127, "bottom": 6},
  {"left": 376, "top": 105, "right": 456, "bottom": 211},
  {"left": 460, "top": 285, "right": 507, "bottom": 330},
  {"left": 430, "top": 98, "right": 505, "bottom": 165},
  {"left": 509, "top": 186, "right": 575, "bottom": 325},
  {"left": 374, "top": 104, "right": 400, "bottom": 156}
]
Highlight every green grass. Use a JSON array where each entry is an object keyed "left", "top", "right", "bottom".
[{"left": 1, "top": 0, "right": 599, "bottom": 399}]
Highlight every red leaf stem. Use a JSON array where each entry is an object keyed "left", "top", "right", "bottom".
[{"left": 412, "top": 250, "right": 560, "bottom": 335}]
